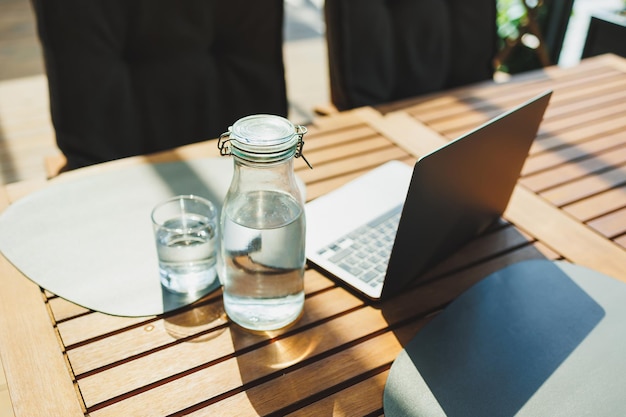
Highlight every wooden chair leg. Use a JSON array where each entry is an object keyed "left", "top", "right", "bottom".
[{"left": 44, "top": 153, "right": 68, "bottom": 179}]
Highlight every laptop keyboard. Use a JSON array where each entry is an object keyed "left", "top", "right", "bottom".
[{"left": 316, "top": 205, "right": 402, "bottom": 288}]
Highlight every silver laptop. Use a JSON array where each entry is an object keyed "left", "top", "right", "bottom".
[{"left": 305, "top": 91, "right": 552, "bottom": 300}]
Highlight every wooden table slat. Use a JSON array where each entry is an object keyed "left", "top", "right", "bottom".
[
  {"left": 524, "top": 130, "right": 626, "bottom": 176},
  {"left": 296, "top": 135, "right": 392, "bottom": 173},
  {"left": 301, "top": 125, "right": 378, "bottom": 150},
  {"left": 297, "top": 146, "right": 410, "bottom": 189},
  {"left": 540, "top": 99, "right": 626, "bottom": 136},
  {"left": 521, "top": 143, "right": 626, "bottom": 192},
  {"left": 532, "top": 116, "right": 626, "bottom": 155},
  {"left": 540, "top": 165, "right": 626, "bottom": 207},
  {"left": 563, "top": 185, "right": 626, "bottom": 221},
  {"left": 587, "top": 207, "right": 626, "bottom": 239},
  {"left": 543, "top": 78, "right": 626, "bottom": 119},
  {"left": 47, "top": 295, "right": 95, "bottom": 322},
  {"left": 283, "top": 371, "right": 389, "bottom": 417}
]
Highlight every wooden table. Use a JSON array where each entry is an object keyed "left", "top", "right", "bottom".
[{"left": 1, "top": 54, "right": 625, "bottom": 417}]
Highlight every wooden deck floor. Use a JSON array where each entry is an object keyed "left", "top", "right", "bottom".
[
  {"left": 1, "top": 0, "right": 48, "bottom": 413},
  {"left": 0, "top": 0, "right": 57, "bottom": 186}
]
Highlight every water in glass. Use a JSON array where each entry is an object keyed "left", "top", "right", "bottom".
[{"left": 156, "top": 214, "right": 217, "bottom": 294}]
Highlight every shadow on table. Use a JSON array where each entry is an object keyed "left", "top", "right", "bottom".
[
  {"left": 227, "top": 305, "right": 323, "bottom": 415},
  {"left": 149, "top": 159, "right": 226, "bottom": 206},
  {"left": 162, "top": 290, "right": 228, "bottom": 342}
]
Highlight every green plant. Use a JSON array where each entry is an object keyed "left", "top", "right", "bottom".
[
  {"left": 495, "top": 0, "right": 551, "bottom": 74},
  {"left": 497, "top": 0, "right": 527, "bottom": 41}
]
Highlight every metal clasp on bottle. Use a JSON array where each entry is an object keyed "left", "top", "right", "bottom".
[
  {"left": 294, "top": 125, "right": 313, "bottom": 169},
  {"left": 217, "top": 131, "right": 232, "bottom": 156},
  {"left": 217, "top": 125, "right": 312, "bottom": 169}
]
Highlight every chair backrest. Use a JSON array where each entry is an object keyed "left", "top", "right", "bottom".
[
  {"left": 324, "top": 0, "right": 498, "bottom": 111},
  {"left": 582, "top": 12, "right": 626, "bottom": 60},
  {"left": 540, "top": 0, "right": 575, "bottom": 65},
  {"left": 32, "top": 0, "right": 288, "bottom": 169}
]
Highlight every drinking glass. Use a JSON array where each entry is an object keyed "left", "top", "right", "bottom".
[{"left": 151, "top": 195, "right": 218, "bottom": 294}]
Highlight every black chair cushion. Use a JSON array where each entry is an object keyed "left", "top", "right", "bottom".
[
  {"left": 32, "top": 0, "right": 288, "bottom": 169},
  {"left": 325, "top": 0, "right": 498, "bottom": 110}
]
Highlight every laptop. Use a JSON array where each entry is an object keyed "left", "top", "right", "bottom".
[{"left": 305, "top": 90, "right": 552, "bottom": 300}]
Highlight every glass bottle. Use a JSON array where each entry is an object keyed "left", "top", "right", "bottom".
[{"left": 217, "top": 114, "right": 310, "bottom": 331}]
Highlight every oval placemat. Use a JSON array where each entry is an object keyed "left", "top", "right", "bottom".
[{"left": 0, "top": 158, "right": 249, "bottom": 316}]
